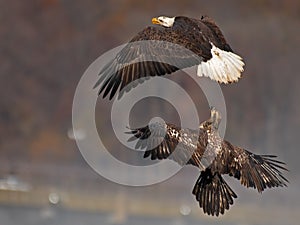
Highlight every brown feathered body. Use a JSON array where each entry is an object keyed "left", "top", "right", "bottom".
[{"left": 128, "top": 110, "right": 288, "bottom": 216}]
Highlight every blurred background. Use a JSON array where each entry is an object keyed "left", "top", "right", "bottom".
[{"left": 0, "top": 0, "right": 300, "bottom": 224}]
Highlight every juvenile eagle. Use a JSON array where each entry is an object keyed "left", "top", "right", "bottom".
[
  {"left": 95, "top": 15, "right": 245, "bottom": 99},
  {"left": 127, "top": 108, "right": 288, "bottom": 216}
]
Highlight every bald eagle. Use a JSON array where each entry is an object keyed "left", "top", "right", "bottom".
[
  {"left": 127, "top": 108, "right": 288, "bottom": 216},
  {"left": 95, "top": 15, "right": 245, "bottom": 99}
]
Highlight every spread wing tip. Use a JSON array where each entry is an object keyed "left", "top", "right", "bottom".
[{"left": 233, "top": 150, "right": 289, "bottom": 193}]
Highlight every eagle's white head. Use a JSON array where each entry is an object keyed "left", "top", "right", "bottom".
[{"left": 152, "top": 16, "right": 175, "bottom": 27}]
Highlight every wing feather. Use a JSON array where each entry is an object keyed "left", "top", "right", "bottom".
[
  {"left": 95, "top": 26, "right": 207, "bottom": 99},
  {"left": 224, "top": 143, "right": 289, "bottom": 193}
]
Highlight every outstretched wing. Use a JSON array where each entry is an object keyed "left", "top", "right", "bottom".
[
  {"left": 95, "top": 26, "right": 210, "bottom": 100},
  {"left": 127, "top": 122, "right": 193, "bottom": 166},
  {"left": 127, "top": 121, "right": 215, "bottom": 169},
  {"left": 224, "top": 141, "right": 289, "bottom": 192},
  {"left": 127, "top": 122, "right": 177, "bottom": 160}
]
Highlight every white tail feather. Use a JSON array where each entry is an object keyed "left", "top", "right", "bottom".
[{"left": 197, "top": 44, "right": 244, "bottom": 83}]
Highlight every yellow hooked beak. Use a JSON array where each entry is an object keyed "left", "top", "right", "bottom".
[{"left": 152, "top": 17, "right": 160, "bottom": 25}]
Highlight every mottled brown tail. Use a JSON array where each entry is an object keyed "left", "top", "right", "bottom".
[{"left": 192, "top": 169, "right": 237, "bottom": 216}]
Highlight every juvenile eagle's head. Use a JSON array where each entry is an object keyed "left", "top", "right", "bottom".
[
  {"left": 200, "top": 107, "right": 221, "bottom": 130},
  {"left": 152, "top": 16, "right": 175, "bottom": 28}
]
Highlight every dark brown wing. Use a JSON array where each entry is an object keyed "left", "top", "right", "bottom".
[
  {"left": 95, "top": 26, "right": 210, "bottom": 100},
  {"left": 222, "top": 141, "right": 288, "bottom": 192},
  {"left": 198, "top": 15, "right": 233, "bottom": 51},
  {"left": 192, "top": 138, "right": 288, "bottom": 216},
  {"left": 127, "top": 122, "right": 195, "bottom": 166},
  {"left": 127, "top": 122, "right": 176, "bottom": 160},
  {"left": 127, "top": 121, "right": 219, "bottom": 169}
]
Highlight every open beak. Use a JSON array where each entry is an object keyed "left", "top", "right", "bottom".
[{"left": 152, "top": 17, "right": 160, "bottom": 25}]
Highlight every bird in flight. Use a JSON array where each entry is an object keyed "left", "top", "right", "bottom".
[
  {"left": 127, "top": 108, "right": 288, "bottom": 216},
  {"left": 95, "top": 15, "right": 245, "bottom": 100}
]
